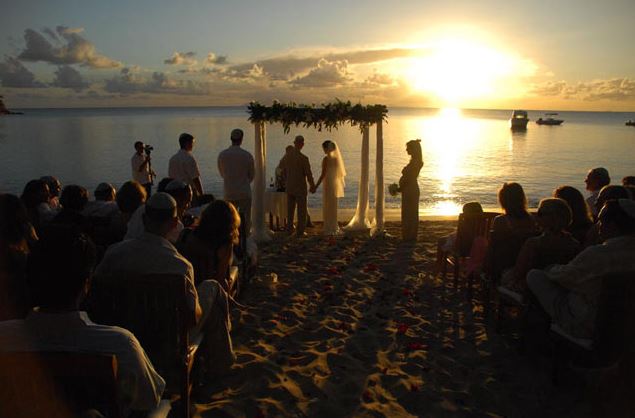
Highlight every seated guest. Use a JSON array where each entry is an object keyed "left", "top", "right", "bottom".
[
  {"left": 157, "top": 177, "right": 174, "bottom": 193},
  {"left": 20, "top": 179, "right": 53, "bottom": 230},
  {"left": 486, "top": 182, "right": 538, "bottom": 278},
  {"left": 165, "top": 179, "right": 193, "bottom": 237},
  {"left": 40, "top": 176, "right": 62, "bottom": 210},
  {"left": 584, "top": 167, "right": 610, "bottom": 218},
  {"left": 96, "top": 193, "right": 235, "bottom": 376},
  {"left": 178, "top": 200, "right": 240, "bottom": 290},
  {"left": 51, "top": 185, "right": 89, "bottom": 228},
  {"left": 82, "top": 183, "right": 120, "bottom": 219},
  {"left": 501, "top": 198, "right": 579, "bottom": 292},
  {"left": 0, "top": 230, "right": 165, "bottom": 415},
  {"left": 622, "top": 176, "right": 635, "bottom": 187},
  {"left": 586, "top": 185, "right": 632, "bottom": 247},
  {"left": 126, "top": 180, "right": 191, "bottom": 243},
  {"left": 0, "top": 194, "right": 37, "bottom": 320},
  {"left": 436, "top": 202, "right": 485, "bottom": 271},
  {"left": 527, "top": 199, "right": 635, "bottom": 339},
  {"left": 553, "top": 185, "right": 593, "bottom": 244},
  {"left": 115, "top": 181, "right": 147, "bottom": 241}
]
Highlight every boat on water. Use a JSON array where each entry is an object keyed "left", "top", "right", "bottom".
[
  {"left": 0, "top": 95, "right": 23, "bottom": 115},
  {"left": 626, "top": 120, "right": 635, "bottom": 126},
  {"left": 536, "top": 112, "right": 563, "bottom": 125},
  {"left": 510, "top": 110, "right": 529, "bottom": 130}
]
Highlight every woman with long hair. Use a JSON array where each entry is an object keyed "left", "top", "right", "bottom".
[
  {"left": 178, "top": 200, "right": 240, "bottom": 290},
  {"left": 399, "top": 139, "right": 424, "bottom": 241},
  {"left": 313, "top": 140, "right": 346, "bottom": 235},
  {"left": 553, "top": 185, "right": 593, "bottom": 244}
]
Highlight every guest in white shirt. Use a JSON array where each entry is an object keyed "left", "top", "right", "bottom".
[
  {"left": 584, "top": 167, "right": 610, "bottom": 218},
  {"left": 0, "top": 230, "right": 165, "bottom": 416},
  {"left": 217, "top": 128, "right": 255, "bottom": 234},
  {"left": 527, "top": 199, "right": 635, "bottom": 339},
  {"left": 168, "top": 133, "right": 203, "bottom": 198},
  {"left": 131, "top": 141, "right": 154, "bottom": 197},
  {"left": 97, "top": 193, "right": 235, "bottom": 376}
]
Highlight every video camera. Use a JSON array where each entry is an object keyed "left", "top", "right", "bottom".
[{"left": 143, "top": 144, "right": 154, "bottom": 156}]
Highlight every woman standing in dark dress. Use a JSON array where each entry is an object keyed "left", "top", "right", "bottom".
[{"left": 399, "top": 139, "right": 424, "bottom": 241}]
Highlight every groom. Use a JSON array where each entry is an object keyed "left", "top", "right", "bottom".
[{"left": 280, "top": 135, "right": 315, "bottom": 236}]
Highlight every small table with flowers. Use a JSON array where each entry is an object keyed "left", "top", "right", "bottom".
[{"left": 264, "top": 190, "right": 288, "bottom": 230}]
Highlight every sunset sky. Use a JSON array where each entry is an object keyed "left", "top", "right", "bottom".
[{"left": 1, "top": 0, "right": 634, "bottom": 110}]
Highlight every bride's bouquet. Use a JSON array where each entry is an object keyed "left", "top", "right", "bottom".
[{"left": 388, "top": 183, "right": 400, "bottom": 196}]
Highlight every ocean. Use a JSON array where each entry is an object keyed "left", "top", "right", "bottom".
[{"left": 1, "top": 106, "right": 633, "bottom": 215}]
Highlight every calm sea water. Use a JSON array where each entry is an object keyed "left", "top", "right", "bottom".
[{"left": 1, "top": 106, "right": 634, "bottom": 215}]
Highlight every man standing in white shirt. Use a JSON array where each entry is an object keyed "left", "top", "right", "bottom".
[
  {"left": 131, "top": 141, "right": 154, "bottom": 197},
  {"left": 217, "top": 128, "right": 255, "bottom": 235},
  {"left": 168, "top": 133, "right": 203, "bottom": 199}
]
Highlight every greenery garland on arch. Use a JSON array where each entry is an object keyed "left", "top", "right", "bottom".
[{"left": 247, "top": 100, "right": 388, "bottom": 134}]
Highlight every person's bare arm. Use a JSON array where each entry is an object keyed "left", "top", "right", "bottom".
[
  {"left": 312, "top": 157, "right": 327, "bottom": 193},
  {"left": 192, "top": 177, "right": 203, "bottom": 196},
  {"left": 215, "top": 243, "right": 233, "bottom": 291},
  {"left": 305, "top": 156, "right": 315, "bottom": 190}
]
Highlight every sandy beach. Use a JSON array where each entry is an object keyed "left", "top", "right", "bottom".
[{"left": 192, "top": 220, "right": 591, "bottom": 418}]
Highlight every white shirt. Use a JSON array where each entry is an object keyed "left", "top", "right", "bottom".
[
  {"left": 217, "top": 145, "right": 255, "bottom": 200},
  {"left": 543, "top": 235, "right": 635, "bottom": 337},
  {"left": 124, "top": 205, "right": 182, "bottom": 244},
  {"left": 96, "top": 232, "right": 199, "bottom": 313},
  {"left": 0, "top": 310, "right": 165, "bottom": 415},
  {"left": 168, "top": 149, "right": 200, "bottom": 188},
  {"left": 131, "top": 153, "right": 152, "bottom": 184},
  {"left": 586, "top": 190, "right": 600, "bottom": 217}
]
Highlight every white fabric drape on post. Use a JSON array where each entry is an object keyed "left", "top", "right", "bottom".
[
  {"left": 345, "top": 123, "right": 372, "bottom": 230},
  {"left": 372, "top": 120, "right": 384, "bottom": 235},
  {"left": 252, "top": 121, "right": 272, "bottom": 241}
]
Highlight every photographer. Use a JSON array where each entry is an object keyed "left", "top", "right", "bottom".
[{"left": 131, "top": 141, "right": 156, "bottom": 196}]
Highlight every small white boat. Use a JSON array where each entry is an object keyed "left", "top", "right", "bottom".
[
  {"left": 626, "top": 120, "right": 635, "bottom": 126},
  {"left": 536, "top": 112, "right": 563, "bottom": 125},
  {"left": 510, "top": 110, "right": 529, "bottom": 130}
]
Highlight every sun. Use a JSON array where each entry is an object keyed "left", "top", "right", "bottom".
[{"left": 407, "top": 38, "right": 519, "bottom": 105}]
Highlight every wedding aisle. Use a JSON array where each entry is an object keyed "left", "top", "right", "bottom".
[{"left": 193, "top": 221, "right": 590, "bottom": 418}]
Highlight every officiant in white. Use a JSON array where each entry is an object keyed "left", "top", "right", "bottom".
[{"left": 312, "top": 140, "right": 346, "bottom": 235}]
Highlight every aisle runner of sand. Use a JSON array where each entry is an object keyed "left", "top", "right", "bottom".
[{"left": 194, "top": 221, "right": 588, "bottom": 418}]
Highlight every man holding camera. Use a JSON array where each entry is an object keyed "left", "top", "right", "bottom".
[{"left": 132, "top": 141, "right": 155, "bottom": 196}]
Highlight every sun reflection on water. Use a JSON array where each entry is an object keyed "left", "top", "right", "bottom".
[{"left": 405, "top": 107, "right": 488, "bottom": 216}]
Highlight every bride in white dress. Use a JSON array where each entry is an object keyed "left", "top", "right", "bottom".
[{"left": 312, "top": 140, "right": 346, "bottom": 235}]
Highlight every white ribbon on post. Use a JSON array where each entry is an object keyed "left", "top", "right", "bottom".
[
  {"left": 252, "top": 121, "right": 272, "bottom": 241},
  {"left": 345, "top": 123, "right": 372, "bottom": 231}
]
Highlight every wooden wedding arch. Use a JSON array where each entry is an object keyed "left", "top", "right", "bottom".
[{"left": 247, "top": 100, "right": 388, "bottom": 241}]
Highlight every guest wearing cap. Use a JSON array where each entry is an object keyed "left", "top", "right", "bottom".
[
  {"left": 96, "top": 193, "right": 235, "bottom": 376},
  {"left": 527, "top": 199, "right": 635, "bottom": 339},
  {"left": 217, "top": 128, "right": 254, "bottom": 236},
  {"left": 168, "top": 133, "right": 203, "bottom": 198},
  {"left": 584, "top": 167, "right": 610, "bottom": 218}
]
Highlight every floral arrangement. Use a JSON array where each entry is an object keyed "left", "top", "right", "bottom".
[
  {"left": 247, "top": 100, "right": 388, "bottom": 133},
  {"left": 388, "top": 183, "right": 400, "bottom": 196}
]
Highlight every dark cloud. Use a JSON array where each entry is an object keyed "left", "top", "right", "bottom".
[
  {"left": 226, "top": 47, "right": 422, "bottom": 80},
  {"left": 290, "top": 59, "right": 352, "bottom": 88},
  {"left": 532, "top": 78, "right": 635, "bottom": 101},
  {"left": 0, "top": 56, "right": 45, "bottom": 88},
  {"left": 51, "top": 65, "right": 89, "bottom": 91},
  {"left": 17, "top": 26, "right": 121, "bottom": 68},
  {"left": 42, "top": 27, "right": 59, "bottom": 42},
  {"left": 164, "top": 51, "right": 197, "bottom": 65},
  {"left": 104, "top": 67, "right": 207, "bottom": 95}
]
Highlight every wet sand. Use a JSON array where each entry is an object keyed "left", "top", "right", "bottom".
[{"left": 193, "top": 220, "right": 591, "bottom": 418}]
